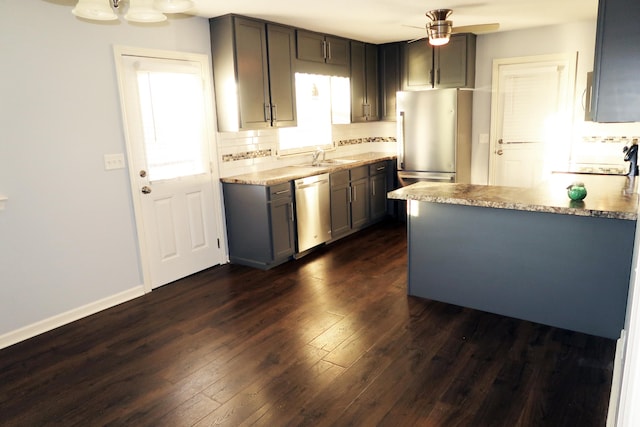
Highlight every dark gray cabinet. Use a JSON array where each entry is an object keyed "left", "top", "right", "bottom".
[
  {"left": 350, "top": 41, "right": 379, "bottom": 122},
  {"left": 330, "top": 166, "right": 370, "bottom": 239},
  {"left": 378, "top": 42, "right": 402, "bottom": 121},
  {"left": 210, "top": 15, "right": 296, "bottom": 131},
  {"left": 403, "top": 34, "right": 476, "bottom": 90},
  {"left": 296, "top": 30, "right": 349, "bottom": 66},
  {"left": 369, "top": 161, "right": 390, "bottom": 222},
  {"left": 222, "top": 181, "right": 296, "bottom": 269},
  {"left": 591, "top": 0, "right": 640, "bottom": 122}
]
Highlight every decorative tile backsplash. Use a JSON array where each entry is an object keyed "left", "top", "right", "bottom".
[
  {"left": 222, "top": 149, "right": 273, "bottom": 163},
  {"left": 336, "top": 136, "right": 397, "bottom": 146}
]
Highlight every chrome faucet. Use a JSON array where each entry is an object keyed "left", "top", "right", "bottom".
[{"left": 311, "top": 148, "right": 325, "bottom": 166}]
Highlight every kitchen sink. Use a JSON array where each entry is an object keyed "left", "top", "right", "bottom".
[{"left": 293, "top": 158, "right": 358, "bottom": 168}]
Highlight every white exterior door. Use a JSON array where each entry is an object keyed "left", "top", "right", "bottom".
[
  {"left": 114, "top": 47, "right": 225, "bottom": 290},
  {"left": 489, "top": 54, "right": 576, "bottom": 187}
]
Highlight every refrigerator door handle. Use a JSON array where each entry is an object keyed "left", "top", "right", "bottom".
[{"left": 398, "top": 111, "right": 405, "bottom": 170}]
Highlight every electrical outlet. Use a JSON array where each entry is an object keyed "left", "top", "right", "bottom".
[{"left": 104, "top": 153, "right": 125, "bottom": 171}]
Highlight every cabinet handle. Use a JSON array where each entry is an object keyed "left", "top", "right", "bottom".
[
  {"left": 274, "top": 189, "right": 289, "bottom": 195},
  {"left": 264, "top": 104, "right": 271, "bottom": 122},
  {"left": 376, "top": 166, "right": 385, "bottom": 171},
  {"left": 372, "top": 180, "right": 376, "bottom": 196},
  {"left": 327, "top": 41, "right": 332, "bottom": 60},
  {"left": 272, "top": 104, "right": 277, "bottom": 122},
  {"left": 322, "top": 40, "right": 328, "bottom": 60},
  {"left": 289, "top": 203, "right": 294, "bottom": 222},
  {"left": 352, "top": 186, "right": 357, "bottom": 202},
  {"left": 348, "top": 186, "right": 352, "bottom": 203}
]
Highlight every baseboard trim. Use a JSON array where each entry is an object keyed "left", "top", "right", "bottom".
[
  {"left": 0, "top": 286, "right": 146, "bottom": 350},
  {"left": 607, "top": 329, "right": 627, "bottom": 427}
]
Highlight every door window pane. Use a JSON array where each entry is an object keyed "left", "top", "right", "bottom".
[{"left": 136, "top": 71, "right": 207, "bottom": 181}]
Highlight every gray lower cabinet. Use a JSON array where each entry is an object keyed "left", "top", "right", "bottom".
[
  {"left": 222, "top": 181, "right": 295, "bottom": 270},
  {"left": 591, "top": 0, "right": 640, "bottom": 122},
  {"left": 330, "top": 166, "right": 370, "bottom": 240},
  {"left": 369, "top": 161, "right": 390, "bottom": 221}
]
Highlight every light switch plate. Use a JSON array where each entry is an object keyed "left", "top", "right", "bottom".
[{"left": 104, "top": 153, "right": 125, "bottom": 170}]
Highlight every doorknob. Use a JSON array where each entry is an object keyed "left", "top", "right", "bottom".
[
  {"left": 139, "top": 170, "right": 147, "bottom": 178},
  {"left": 141, "top": 186, "right": 152, "bottom": 194},
  {"left": 496, "top": 149, "right": 504, "bottom": 155}
]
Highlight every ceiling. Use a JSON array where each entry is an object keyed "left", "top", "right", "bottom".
[{"left": 189, "top": 0, "right": 599, "bottom": 44}]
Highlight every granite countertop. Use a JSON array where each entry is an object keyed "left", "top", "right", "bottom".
[
  {"left": 220, "top": 152, "right": 397, "bottom": 185},
  {"left": 387, "top": 174, "right": 639, "bottom": 220}
]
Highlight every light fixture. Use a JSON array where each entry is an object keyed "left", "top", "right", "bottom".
[
  {"left": 426, "top": 9, "right": 453, "bottom": 46},
  {"left": 71, "top": 0, "right": 194, "bottom": 23}
]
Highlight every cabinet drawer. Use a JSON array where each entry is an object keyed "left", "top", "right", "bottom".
[
  {"left": 350, "top": 165, "right": 369, "bottom": 181},
  {"left": 269, "top": 182, "right": 292, "bottom": 200},
  {"left": 369, "top": 161, "right": 387, "bottom": 175},
  {"left": 330, "top": 170, "right": 349, "bottom": 187}
]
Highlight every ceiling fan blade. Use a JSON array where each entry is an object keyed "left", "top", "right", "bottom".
[
  {"left": 452, "top": 22, "right": 499, "bottom": 34},
  {"left": 406, "top": 36, "right": 426, "bottom": 44}
]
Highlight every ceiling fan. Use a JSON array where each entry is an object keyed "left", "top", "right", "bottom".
[{"left": 409, "top": 9, "right": 499, "bottom": 45}]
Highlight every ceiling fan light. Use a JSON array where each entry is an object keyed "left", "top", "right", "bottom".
[
  {"left": 72, "top": 0, "right": 118, "bottom": 21},
  {"left": 125, "top": 0, "right": 167, "bottom": 22},
  {"left": 427, "top": 20, "right": 452, "bottom": 46},
  {"left": 153, "top": 0, "right": 194, "bottom": 13}
]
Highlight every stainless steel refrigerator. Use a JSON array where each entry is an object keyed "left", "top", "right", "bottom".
[{"left": 396, "top": 89, "right": 472, "bottom": 185}]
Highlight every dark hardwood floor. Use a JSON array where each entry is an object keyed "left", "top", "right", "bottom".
[{"left": 0, "top": 220, "right": 616, "bottom": 426}]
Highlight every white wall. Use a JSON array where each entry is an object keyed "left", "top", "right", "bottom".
[
  {"left": 472, "top": 20, "right": 640, "bottom": 184},
  {"left": 0, "top": 2, "right": 212, "bottom": 345}
]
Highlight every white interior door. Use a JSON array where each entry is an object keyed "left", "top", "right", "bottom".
[
  {"left": 114, "top": 47, "right": 225, "bottom": 290},
  {"left": 489, "top": 54, "right": 576, "bottom": 187}
]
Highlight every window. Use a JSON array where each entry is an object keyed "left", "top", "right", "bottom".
[{"left": 278, "top": 73, "right": 350, "bottom": 155}]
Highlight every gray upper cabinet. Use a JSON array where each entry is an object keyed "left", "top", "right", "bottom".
[
  {"left": 379, "top": 42, "right": 402, "bottom": 121},
  {"left": 297, "top": 30, "right": 349, "bottom": 65},
  {"left": 403, "top": 34, "right": 476, "bottom": 90},
  {"left": 591, "top": 0, "right": 640, "bottom": 122},
  {"left": 350, "top": 41, "right": 379, "bottom": 122},
  {"left": 210, "top": 15, "right": 296, "bottom": 132}
]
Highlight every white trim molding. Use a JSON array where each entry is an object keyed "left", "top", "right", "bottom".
[{"left": 0, "top": 286, "right": 145, "bottom": 350}]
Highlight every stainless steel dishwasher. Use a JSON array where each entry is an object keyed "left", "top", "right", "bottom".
[{"left": 294, "top": 173, "right": 331, "bottom": 254}]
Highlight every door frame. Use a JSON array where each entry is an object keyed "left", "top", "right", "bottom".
[
  {"left": 488, "top": 52, "right": 577, "bottom": 186},
  {"left": 113, "top": 45, "right": 227, "bottom": 293}
]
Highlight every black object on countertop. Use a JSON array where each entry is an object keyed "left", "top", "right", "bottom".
[{"left": 623, "top": 143, "right": 639, "bottom": 176}]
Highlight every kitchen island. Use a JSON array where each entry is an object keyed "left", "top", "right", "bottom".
[{"left": 387, "top": 174, "right": 639, "bottom": 339}]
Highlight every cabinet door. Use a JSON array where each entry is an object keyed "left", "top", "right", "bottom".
[
  {"left": 326, "top": 36, "right": 349, "bottom": 66},
  {"left": 592, "top": 0, "right": 640, "bottom": 122},
  {"left": 330, "top": 171, "right": 351, "bottom": 238},
  {"left": 350, "top": 178, "right": 370, "bottom": 229},
  {"left": 296, "top": 30, "right": 326, "bottom": 63},
  {"left": 370, "top": 163, "right": 388, "bottom": 221},
  {"left": 379, "top": 43, "right": 401, "bottom": 121},
  {"left": 435, "top": 33, "right": 476, "bottom": 89},
  {"left": 234, "top": 18, "right": 270, "bottom": 128},
  {"left": 266, "top": 24, "right": 297, "bottom": 127},
  {"left": 270, "top": 195, "right": 295, "bottom": 261},
  {"left": 365, "top": 43, "right": 379, "bottom": 121},
  {"left": 350, "top": 41, "right": 367, "bottom": 122},
  {"left": 403, "top": 40, "right": 434, "bottom": 90}
]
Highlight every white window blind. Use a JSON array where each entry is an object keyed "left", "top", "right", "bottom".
[{"left": 500, "top": 65, "right": 562, "bottom": 144}]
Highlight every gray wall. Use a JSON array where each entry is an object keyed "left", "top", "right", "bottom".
[{"left": 0, "top": 1, "right": 211, "bottom": 342}]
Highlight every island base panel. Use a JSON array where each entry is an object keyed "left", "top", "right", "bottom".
[{"left": 407, "top": 201, "right": 635, "bottom": 339}]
